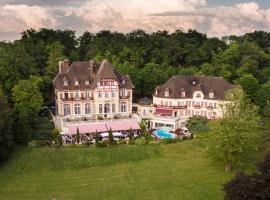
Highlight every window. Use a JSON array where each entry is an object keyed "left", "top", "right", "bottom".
[
  {"left": 181, "top": 91, "right": 185, "bottom": 97},
  {"left": 85, "top": 80, "right": 89, "bottom": 85},
  {"left": 104, "top": 103, "right": 110, "bottom": 113},
  {"left": 75, "top": 90, "right": 80, "bottom": 99},
  {"left": 98, "top": 91, "right": 102, "bottom": 98},
  {"left": 86, "top": 90, "right": 90, "bottom": 98},
  {"left": 165, "top": 101, "right": 168, "bottom": 107},
  {"left": 165, "top": 89, "right": 170, "bottom": 97},
  {"left": 105, "top": 92, "right": 109, "bottom": 98},
  {"left": 196, "top": 93, "right": 201, "bottom": 98},
  {"left": 169, "top": 101, "right": 172, "bottom": 107},
  {"left": 85, "top": 103, "right": 91, "bottom": 114},
  {"left": 64, "top": 104, "right": 70, "bottom": 116},
  {"left": 112, "top": 103, "right": 115, "bottom": 113},
  {"left": 121, "top": 102, "right": 126, "bottom": 112},
  {"left": 122, "top": 79, "right": 125, "bottom": 84},
  {"left": 75, "top": 80, "right": 79, "bottom": 86},
  {"left": 120, "top": 89, "right": 125, "bottom": 97},
  {"left": 64, "top": 91, "right": 68, "bottom": 99},
  {"left": 209, "top": 92, "right": 214, "bottom": 99},
  {"left": 64, "top": 80, "right": 68, "bottom": 86},
  {"left": 99, "top": 104, "right": 102, "bottom": 113},
  {"left": 111, "top": 91, "right": 115, "bottom": 98},
  {"left": 161, "top": 101, "right": 163, "bottom": 106},
  {"left": 74, "top": 104, "right": 80, "bottom": 115}
]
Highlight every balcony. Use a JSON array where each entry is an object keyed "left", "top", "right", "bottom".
[
  {"left": 119, "top": 95, "right": 130, "bottom": 99},
  {"left": 174, "top": 105, "right": 187, "bottom": 109},
  {"left": 154, "top": 104, "right": 187, "bottom": 109},
  {"left": 153, "top": 114, "right": 181, "bottom": 121},
  {"left": 207, "top": 106, "right": 214, "bottom": 110},
  {"left": 61, "top": 97, "right": 93, "bottom": 101},
  {"left": 194, "top": 105, "right": 201, "bottom": 109}
]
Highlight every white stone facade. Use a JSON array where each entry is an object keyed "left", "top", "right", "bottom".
[{"left": 55, "top": 79, "right": 133, "bottom": 120}]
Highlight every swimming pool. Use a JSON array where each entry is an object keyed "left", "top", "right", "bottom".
[{"left": 154, "top": 128, "right": 177, "bottom": 139}]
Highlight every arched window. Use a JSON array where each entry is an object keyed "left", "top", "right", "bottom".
[
  {"left": 85, "top": 103, "right": 91, "bottom": 114},
  {"left": 64, "top": 104, "right": 70, "bottom": 116},
  {"left": 75, "top": 104, "right": 80, "bottom": 115},
  {"left": 104, "top": 103, "right": 110, "bottom": 113}
]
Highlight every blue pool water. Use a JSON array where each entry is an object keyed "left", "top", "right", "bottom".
[{"left": 154, "top": 128, "right": 176, "bottom": 139}]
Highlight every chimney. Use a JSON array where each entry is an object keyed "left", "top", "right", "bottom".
[
  {"left": 59, "top": 59, "right": 70, "bottom": 73},
  {"left": 59, "top": 61, "right": 63, "bottom": 73}
]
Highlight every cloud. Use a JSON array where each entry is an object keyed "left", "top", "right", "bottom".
[
  {"left": 0, "top": 0, "right": 88, "bottom": 6},
  {"left": 1, "top": 0, "right": 270, "bottom": 40},
  {"left": 0, "top": 4, "right": 57, "bottom": 32}
]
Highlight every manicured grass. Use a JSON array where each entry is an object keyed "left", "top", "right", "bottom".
[{"left": 0, "top": 137, "right": 233, "bottom": 200}]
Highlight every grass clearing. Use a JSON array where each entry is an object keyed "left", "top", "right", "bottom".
[{"left": 0, "top": 137, "right": 233, "bottom": 200}]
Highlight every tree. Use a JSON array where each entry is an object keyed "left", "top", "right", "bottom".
[
  {"left": 95, "top": 131, "right": 99, "bottom": 144},
  {"left": 224, "top": 153, "right": 270, "bottom": 200},
  {"left": 12, "top": 77, "right": 43, "bottom": 119},
  {"left": 128, "top": 128, "right": 134, "bottom": 144},
  {"left": 0, "top": 42, "right": 37, "bottom": 94},
  {"left": 255, "top": 80, "right": 270, "bottom": 110},
  {"left": 12, "top": 77, "right": 43, "bottom": 144},
  {"left": 45, "top": 42, "right": 65, "bottom": 79},
  {"left": 209, "top": 87, "right": 260, "bottom": 171},
  {"left": 76, "top": 127, "right": 80, "bottom": 144},
  {"left": 186, "top": 116, "right": 209, "bottom": 134},
  {"left": 51, "top": 128, "right": 60, "bottom": 144},
  {"left": 235, "top": 74, "right": 260, "bottom": 101},
  {"left": 108, "top": 128, "right": 114, "bottom": 146},
  {"left": 0, "top": 88, "right": 13, "bottom": 162}
]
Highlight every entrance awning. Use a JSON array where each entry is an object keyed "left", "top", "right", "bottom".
[
  {"left": 67, "top": 119, "right": 140, "bottom": 135},
  {"left": 155, "top": 108, "right": 173, "bottom": 116}
]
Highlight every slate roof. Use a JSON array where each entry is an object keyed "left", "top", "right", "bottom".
[
  {"left": 53, "top": 60, "right": 133, "bottom": 90},
  {"left": 154, "top": 75, "right": 234, "bottom": 100}
]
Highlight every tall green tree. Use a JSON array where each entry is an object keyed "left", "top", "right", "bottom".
[
  {"left": 0, "top": 88, "right": 13, "bottom": 161},
  {"left": 255, "top": 80, "right": 270, "bottom": 110},
  {"left": 0, "top": 42, "right": 37, "bottom": 94},
  {"left": 45, "top": 42, "right": 65, "bottom": 79},
  {"left": 209, "top": 87, "right": 260, "bottom": 171},
  {"left": 236, "top": 74, "right": 260, "bottom": 101},
  {"left": 12, "top": 77, "right": 43, "bottom": 144}
]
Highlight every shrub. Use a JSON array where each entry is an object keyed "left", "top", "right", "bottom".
[
  {"left": 135, "top": 137, "right": 147, "bottom": 145},
  {"left": 96, "top": 141, "right": 107, "bottom": 147},
  {"left": 97, "top": 116, "right": 103, "bottom": 120},
  {"left": 51, "top": 128, "right": 60, "bottom": 144},
  {"left": 76, "top": 128, "right": 80, "bottom": 144},
  {"left": 160, "top": 138, "right": 177, "bottom": 144},
  {"left": 118, "top": 140, "right": 127, "bottom": 145},
  {"left": 108, "top": 129, "right": 114, "bottom": 146},
  {"left": 186, "top": 116, "right": 209, "bottom": 133}
]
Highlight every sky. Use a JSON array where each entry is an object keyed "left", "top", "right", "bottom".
[{"left": 1, "top": 0, "right": 270, "bottom": 40}]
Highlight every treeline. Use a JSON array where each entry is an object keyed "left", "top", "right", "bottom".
[{"left": 1, "top": 28, "right": 270, "bottom": 160}]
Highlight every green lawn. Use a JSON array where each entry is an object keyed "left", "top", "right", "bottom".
[{"left": 0, "top": 137, "right": 234, "bottom": 200}]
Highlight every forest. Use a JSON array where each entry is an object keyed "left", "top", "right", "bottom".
[{"left": 1, "top": 28, "right": 270, "bottom": 161}]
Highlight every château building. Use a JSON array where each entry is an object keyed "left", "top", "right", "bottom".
[
  {"left": 53, "top": 59, "right": 133, "bottom": 121},
  {"left": 139, "top": 75, "right": 234, "bottom": 131}
]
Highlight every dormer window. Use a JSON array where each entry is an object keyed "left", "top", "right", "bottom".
[
  {"left": 209, "top": 92, "right": 214, "bottom": 99},
  {"left": 165, "top": 88, "right": 170, "bottom": 97},
  {"left": 85, "top": 80, "right": 89, "bottom": 85},
  {"left": 181, "top": 91, "right": 185, "bottom": 97},
  {"left": 196, "top": 93, "right": 201, "bottom": 98},
  {"left": 122, "top": 79, "right": 125, "bottom": 84},
  {"left": 75, "top": 80, "right": 79, "bottom": 86},
  {"left": 64, "top": 80, "right": 68, "bottom": 86}
]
